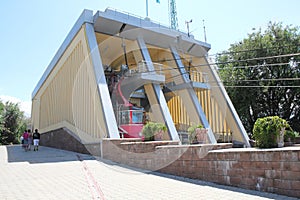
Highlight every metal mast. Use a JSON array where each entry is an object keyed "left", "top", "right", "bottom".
[{"left": 169, "top": 0, "right": 178, "bottom": 30}]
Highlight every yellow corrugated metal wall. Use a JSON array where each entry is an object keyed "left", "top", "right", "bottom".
[
  {"left": 167, "top": 69, "right": 232, "bottom": 141},
  {"left": 32, "top": 25, "right": 107, "bottom": 143},
  {"left": 151, "top": 48, "right": 232, "bottom": 141}
]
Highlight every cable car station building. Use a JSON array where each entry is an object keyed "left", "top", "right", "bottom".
[{"left": 31, "top": 9, "right": 250, "bottom": 154}]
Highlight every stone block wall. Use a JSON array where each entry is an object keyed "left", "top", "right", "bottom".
[
  {"left": 160, "top": 147, "right": 300, "bottom": 198},
  {"left": 40, "top": 128, "right": 101, "bottom": 156},
  {"left": 101, "top": 139, "right": 300, "bottom": 198}
]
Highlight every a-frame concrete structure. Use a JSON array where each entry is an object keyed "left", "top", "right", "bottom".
[{"left": 32, "top": 9, "right": 250, "bottom": 154}]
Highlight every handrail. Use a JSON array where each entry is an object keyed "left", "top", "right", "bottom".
[{"left": 125, "top": 61, "right": 164, "bottom": 76}]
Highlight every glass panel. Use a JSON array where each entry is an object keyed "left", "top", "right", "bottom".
[
  {"left": 132, "top": 111, "right": 143, "bottom": 123},
  {"left": 120, "top": 110, "right": 130, "bottom": 125}
]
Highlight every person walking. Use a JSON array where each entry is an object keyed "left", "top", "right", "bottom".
[
  {"left": 20, "top": 135, "right": 24, "bottom": 149},
  {"left": 33, "top": 129, "right": 40, "bottom": 151},
  {"left": 27, "top": 129, "right": 33, "bottom": 151},
  {"left": 22, "top": 130, "right": 29, "bottom": 151}
]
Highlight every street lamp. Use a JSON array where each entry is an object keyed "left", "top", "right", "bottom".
[{"left": 185, "top": 19, "right": 192, "bottom": 37}]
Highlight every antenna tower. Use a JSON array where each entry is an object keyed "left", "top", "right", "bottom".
[{"left": 169, "top": 0, "right": 178, "bottom": 30}]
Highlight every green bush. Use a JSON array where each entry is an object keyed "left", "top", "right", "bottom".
[
  {"left": 187, "top": 124, "right": 203, "bottom": 144},
  {"left": 142, "top": 122, "right": 167, "bottom": 141},
  {"left": 252, "top": 116, "right": 290, "bottom": 148},
  {"left": 284, "top": 130, "right": 297, "bottom": 142}
]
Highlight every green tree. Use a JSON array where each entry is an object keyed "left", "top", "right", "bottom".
[
  {"left": 216, "top": 22, "right": 300, "bottom": 135},
  {"left": 0, "top": 101, "right": 4, "bottom": 133},
  {"left": 0, "top": 101, "right": 28, "bottom": 145}
]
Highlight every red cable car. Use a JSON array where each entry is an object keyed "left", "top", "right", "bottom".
[{"left": 118, "top": 105, "right": 145, "bottom": 139}]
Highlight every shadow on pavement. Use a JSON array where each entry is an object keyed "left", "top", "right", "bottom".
[{"left": 5, "top": 145, "right": 95, "bottom": 164}]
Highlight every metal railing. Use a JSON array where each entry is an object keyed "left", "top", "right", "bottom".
[
  {"left": 126, "top": 61, "right": 164, "bottom": 76},
  {"left": 104, "top": 8, "right": 189, "bottom": 36}
]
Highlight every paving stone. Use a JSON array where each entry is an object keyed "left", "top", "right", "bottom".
[{"left": 0, "top": 145, "right": 298, "bottom": 200}]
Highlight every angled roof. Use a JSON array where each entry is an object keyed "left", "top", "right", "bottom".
[{"left": 32, "top": 8, "right": 211, "bottom": 99}]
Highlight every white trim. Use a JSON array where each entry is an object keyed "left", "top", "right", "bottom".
[{"left": 85, "top": 23, "right": 120, "bottom": 139}]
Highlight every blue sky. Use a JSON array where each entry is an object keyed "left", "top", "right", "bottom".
[{"left": 0, "top": 0, "right": 299, "bottom": 116}]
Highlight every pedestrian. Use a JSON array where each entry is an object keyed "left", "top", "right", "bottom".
[
  {"left": 20, "top": 135, "right": 24, "bottom": 149},
  {"left": 22, "top": 130, "right": 29, "bottom": 151},
  {"left": 33, "top": 129, "right": 40, "bottom": 151},
  {"left": 27, "top": 129, "right": 33, "bottom": 151}
]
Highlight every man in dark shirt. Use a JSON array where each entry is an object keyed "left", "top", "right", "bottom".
[{"left": 33, "top": 129, "right": 40, "bottom": 151}]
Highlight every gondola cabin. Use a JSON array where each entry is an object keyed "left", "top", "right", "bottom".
[{"left": 118, "top": 105, "right": 145, "bottom": 139}]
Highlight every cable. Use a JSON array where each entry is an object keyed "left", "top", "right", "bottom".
[
  {"left": 125, "top": 60, "right": 300, "bottom": 84},
  {"left": 217, "top": 61, "right": 299, "bottom": 70},
  {"left": 146, "top": 45, "right": 300, "bottom": 64},
  {"left": 148, "top": 51, "right": 300, "bottom": 71},
  {"left": 221, "top": 77, "right": 300, "bottom": 83},
  {"left": 135, "top": 60, "right": 300, "bottom": 83},
  {"left": 137, "top": 54, "right": 299, "bottom": 74},
  {"left": 211, "top": 43, "right": 300, "bottom": 57},
  {"left": 119, "top": 49, "right": 300, "bottom": 86},
  {"left": 205, "top": 52, "right": 300, "bottom": 67},
  {"left": 219, "top": 85, "right": 300, "bottom": 88}
]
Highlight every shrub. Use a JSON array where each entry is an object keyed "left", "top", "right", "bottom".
[
  {"left": 188, "top": 124, "right": 204, "bottom": 144},
  {"left": 141, "top": 122, "right": 167, "bottom": 141},
  {"left": 284, "top": 130, "right": 297, "bottom": 143},
  {"left": 252, "top": 116, "right": 290, "bottom": 148}
]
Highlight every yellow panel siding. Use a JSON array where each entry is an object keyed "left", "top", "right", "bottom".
[
  {"left": 203, "top": 90, "right": 208, "bottom": 121},
  {"left": 33, "top": 26, "right": 108, "bottom": 143},
  {"left": 176, "top": 98, "right": 179, "bottom": 127},
  {"left": 216, "top": 103, "right": 221, "bottom": 133},
  {"left": 165, "top": 56, "right": 236, "bottom": 142},
  {"left": 200, "top": 91, "right": 205, "bottom": 112},
  {"left": 181, "top": 100, "right": 184, "bottom": 126},
  {"left": 193, "top": 84, "right": 233, "bottom": 141},
  {"left": 216, "top": 105, "right": 221, "bottom": 133},
  {"left": 167, "top": 97, "right": 175, "bottom": 127},
  {"left": 166, "top": 95, "right": 192, "bottom": 132},
  {"left": 84, "top": 31, "right": 107, "bottom": 139}
]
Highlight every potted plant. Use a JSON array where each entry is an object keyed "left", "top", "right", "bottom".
[
  {"left": 188, "top": 124, "right": 207, "bottom": 144},
  {"left": 294, "top": 132, "right": 300, "bottom": 144},
  {"left": 252, "top": 116, "right": 290, "bottom": 148},
  {"left": 141, "top": 122, "right": 167, "bottom": 141},
  {"left": 284, "top": 130, "right": 297, "bottom": 146}
]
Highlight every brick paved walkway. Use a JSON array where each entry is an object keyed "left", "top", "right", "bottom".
[{"left": 0, "top": 145, "right": 298, "bottom": 200}]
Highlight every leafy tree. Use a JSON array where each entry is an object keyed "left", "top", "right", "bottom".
[
  {"left": 0, "top": 101, "right": 28, "bottom": 145},
  {"left": 0, "top": 101, "right": 4, "bottom": 133},
  {"left": 216, "top": 22, "right": 300, "bottom": 135}
]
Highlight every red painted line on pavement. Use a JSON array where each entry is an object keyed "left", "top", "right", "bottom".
[{"left": 77, "top": 154, "right": 105, "bottom": 200}]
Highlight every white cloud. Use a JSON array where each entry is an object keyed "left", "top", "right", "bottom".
[{"left": 0, "top": 95, "right": 31, "bottom": 117}]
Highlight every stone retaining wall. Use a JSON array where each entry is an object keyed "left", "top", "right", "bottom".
[
  {"left": 40, "top": 128, "right": 101, "bottom": 156},
  {"left": 101, "top": 139, "right": 300, "bottom": 198}
]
